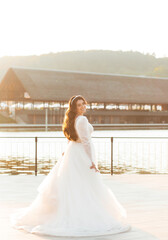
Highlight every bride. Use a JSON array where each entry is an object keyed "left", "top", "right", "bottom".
[{"left": 10, "top": 95, "right": 131, "bottom": 237}]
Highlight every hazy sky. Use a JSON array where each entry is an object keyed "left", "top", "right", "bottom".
[{"left": 0, "top": 0, "right": 167, "bottom": 58}]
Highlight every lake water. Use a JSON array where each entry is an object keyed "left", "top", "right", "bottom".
[{"left": 0, "top": 129, "right": 168, "bottom": 175}]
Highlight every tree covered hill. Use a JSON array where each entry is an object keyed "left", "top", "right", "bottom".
[{"left": 0, "top": 50, "right": 168, "bottom": 81}]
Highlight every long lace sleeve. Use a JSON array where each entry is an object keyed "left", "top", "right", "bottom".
[{"left": 75, "top": 116, "right": 93, "bottom": 165}]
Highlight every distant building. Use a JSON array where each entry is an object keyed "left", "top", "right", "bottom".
[{"left": 0, "top": 67, "right": 168, "bottom": 124}]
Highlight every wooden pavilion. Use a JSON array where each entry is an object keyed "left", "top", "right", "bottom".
[{"left": 0, "top": 67, "right": 168, "bottom": 124}]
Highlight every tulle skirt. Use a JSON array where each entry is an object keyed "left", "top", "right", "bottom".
[{"left": 10, "top": 140, "right": 131, "bottom": 237}]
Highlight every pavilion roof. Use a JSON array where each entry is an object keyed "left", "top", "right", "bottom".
[{"left": 0, "top": 67, "right": 168, "bottom": 104}]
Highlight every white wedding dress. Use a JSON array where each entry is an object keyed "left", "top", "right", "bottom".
[{"left": 10, "top": 115, "right": 131, "bottom": 237}]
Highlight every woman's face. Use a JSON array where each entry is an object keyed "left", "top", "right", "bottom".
[{"left": 76, "top": 99, "right": 86, "bottom": 115}]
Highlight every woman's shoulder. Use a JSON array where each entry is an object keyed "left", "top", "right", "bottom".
[
  {"left": 76, "top": 115, "right": 87, "bottom": 119},
  {"left": 75, "top": 115, "right": 88, "bottom": 123}
]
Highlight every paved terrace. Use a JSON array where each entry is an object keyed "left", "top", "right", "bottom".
[{"left": 0, "top": 174, "right": 168, "bottom": 240}]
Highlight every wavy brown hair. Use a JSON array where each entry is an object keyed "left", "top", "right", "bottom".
[{"left": 62, "top": 95, "right": 87, "bottom": 141}]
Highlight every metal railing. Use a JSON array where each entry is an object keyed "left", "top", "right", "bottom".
[{"left": 0, "top": 136, "right": 168, "bottom": 175}]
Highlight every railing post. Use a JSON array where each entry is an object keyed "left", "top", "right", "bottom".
[
  {"left": 35, "top": 137, "right": 38, "bottom": 176},
  {"left": 111, "top": 137, "right": 113, "bottom": 175}
]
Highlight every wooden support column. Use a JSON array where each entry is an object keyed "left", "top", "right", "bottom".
[
  {"left": 90, "top": 103, "right": 92, "bottom": 122},
  {"left": 45, "top": 104, "right": 48, "bottom": 131}
]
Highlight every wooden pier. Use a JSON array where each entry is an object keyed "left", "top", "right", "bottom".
[{"left": 0, "top": 174, "right": 167, "bottom": 240}]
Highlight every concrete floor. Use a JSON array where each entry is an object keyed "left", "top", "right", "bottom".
[{"left": 1, "top": 174, "right": 168, "bottom": 240}]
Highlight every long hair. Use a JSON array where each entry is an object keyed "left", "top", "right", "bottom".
[{"left": 62, "top": 95, "right": 87, "bottom": 141}]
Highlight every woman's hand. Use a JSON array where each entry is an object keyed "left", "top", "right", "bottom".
[{"left": 90, "top": 162, "right": 100, "bottom": 172}]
